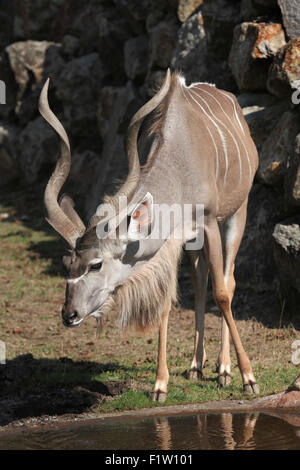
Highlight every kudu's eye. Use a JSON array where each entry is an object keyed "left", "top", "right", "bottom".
[{"left": 90, "top": 261, "right": 102, "bottom": 271}]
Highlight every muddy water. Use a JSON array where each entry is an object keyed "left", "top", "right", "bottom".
[{"left": 1, "top": 411, "right": 300, "bottom": 450}]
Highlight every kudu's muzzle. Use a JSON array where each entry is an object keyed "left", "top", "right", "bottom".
[{"left": 62, "top": 304, "right": 82, "bottom": 328}]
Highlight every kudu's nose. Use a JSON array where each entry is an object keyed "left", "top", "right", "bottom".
[{"left": 62, "top": 306, "right": 79, "bottom": 326}]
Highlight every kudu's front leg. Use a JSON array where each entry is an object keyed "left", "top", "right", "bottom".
[
  {"left": 205, "top": 217, "right": 259, "bottom": 394},
  {"left": 151, "top": 299, "right": 171, "bottom": 403}
]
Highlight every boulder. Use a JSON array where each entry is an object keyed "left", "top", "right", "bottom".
[
  {"left": 229, "top": 22, "right": 286, "bottom": 91},
  {"left": 61, "top": 35, "right": 80, "bottom": 59},
  {"left": 55, "top": 53, "right": 105, "bottom": 137},
  {"left": 124, "top": 35, "right": 149, "bottom": 82},
  {"left": 267, "top": 37, "right": 300, "bottom": 99},
  {"left": 257, "top": 110, "right": 300, "bottom": 186},
  {"left": 5, "top": 41, "right": 61, "bottom": 102},
  {"left": 65, "top": 149, "right": 102, "bottom": 214},
  {"left": 278, "top": 0, "right": 300, "bottom": 40},
  {"left": 284, "top": 132, "right": 300, "bottom": 207},
  {"left": 0, "top": 0, "right": 14, "bottom": 50},
  {"left": 0, "top": 51, "right": 18, "bottom": 121},
  {"left": 13, "top": 0, "right": 64, "bottom": 40},
  {"left": 149, "top": 18, "right": 179, "bottom": 70},
  {"left": 177, "top": 0, "right": 203, "bottom": 22},
  {"left": 202, "top": 0, "right": 241, "bottom": 60},
  {"left": 16, "top": 44, "right": 64, "bottom": 126},
  {"left": 90, "top": 81, "right": 142, "bottom": 216},
  {"left": 239, "top": 95, "right": 289, "bottom": 155},
  {"left": 273, "top": 218, "right": 300, "bottom": 316},
  {"left": 171, "top": 11, "right": 208, "bottom": 85},
  {"left": 0, "top": 125, "right": 19, "bottom": 187},
  {"left": 17, "top": 116, "right": 59, "bottom": 184},
  {"left": 95, "top": 5, "right": 131, "bottom": 82},
  {"left": 234, "top": 182, "right": 285, "bottom": 316},
  {"left": 113, "top": 0, "right": 152, "bottom": 35},
  {"left": 240, "top": 0, "right": 280, "bottom": 21}
]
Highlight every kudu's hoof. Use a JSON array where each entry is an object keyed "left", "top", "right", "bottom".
[
  {"left": 188, "top": 368, "right": 203, "bottom": 380},
  {"left": 218, "top": 371, "right": 232, "bottom": 387},
  {"left": 151, "top": 391, "right": 167, "bottom": 403},
  {"left": 243, "top": 382, "right": 259, "bottom": 395}
]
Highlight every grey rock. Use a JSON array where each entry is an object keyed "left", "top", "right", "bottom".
[
  {"left": 0, "top": 0, "right": 14, "bottom": 51},
  {"left": 55, "top": 53, "right": 105, "bottom": 137},
  {"left": 90, "top": 81, "right": 142, "bottom": 215},
  {"left": 5, "top": 41, "right": 61, "bottom": 102},
  {"left": 202, "top": 0, "right": 241, "bottom": 60},
  {"left": 149, "top": 18, "right": 179, "bottom": 70},
  {"left": 284, "top": 132, "right": 300, "bottom": 207},
  {"left": 95, "top": 6, "right": 131, "bottom": 82},
  {"left": 18, "top": 116, "right": 59, "bottom": 184},
  {"left": 254, "top": 0, "right": 277, "bottom": 7},
  {"left": 273, "top": 218, "right": 300, "bottom": 316},
  {"left": 61, "top": 35, "right": 80, "bottom": 58},
  {"left": 0, "top": 51, "right": 18, "bottom": 121},
  {"left": 124, "top": 35, "right": 149, "bottom": 82},
  {"left": 278, "top": 0, "right": 300, "bottom": 41},
  {"left": 43, "top": 43, "right": 65, "bottom": 85},
  {"left": 240, "top": 98, "right": 290, "bottom": 155},
  {"left": 16, "top": 44, "right": 64, "bottom": 126},
  {"left": 65, "top": 149, "right": 102, "bottom": 214},
  {"left": 258, "top": 110, "right": 300, "bottom": 186},
  {"left": 267, "top": 37, "right": 300, "bottom": 99},
  {"left": 13, "top": 0, "right": 64, "bottom": 40},
  {"left": 229, "top": 22, "right": 286, "bottom": 91},
  {"left": 237, "top": 91, "right": 277, "bottom": 108},
  {"left": 113, "top": 0, "right": 152, "bottom": 34},
  {"left": 241, "top": 0, "right": 279, "bottom": 21},
  {"left": 177, "top": 0, "right": 203, "bottom": 22},
  {"left": 0, "top": 125, "right": 19, "bottom": 187},
  {"left": 171, "top": 11, "right": 208, "bottom": 85},
  {"left": 235, "top": 183, "right": 284, "bottom": 303}
]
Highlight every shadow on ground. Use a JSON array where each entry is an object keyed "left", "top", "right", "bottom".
[{"left": 0, "top": 354, "right": 133, "bottom": 427}]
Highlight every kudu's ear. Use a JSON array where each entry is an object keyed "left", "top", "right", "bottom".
[{"left": 127, "top": 192, "right": 154, "bottom": 241}]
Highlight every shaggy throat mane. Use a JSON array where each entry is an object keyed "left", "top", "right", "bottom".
[{"left": 112, "top": 238, "right": 182, "bottom": 331}]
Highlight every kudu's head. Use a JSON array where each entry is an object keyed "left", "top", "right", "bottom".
[{"left": 39, "top": 70, "right": 172, "bottom": 328}]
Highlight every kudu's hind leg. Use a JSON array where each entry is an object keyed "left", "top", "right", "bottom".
[
  {"left": 151, "top": 299, "right": 171, "bottom": 403},
  {"left": 204, "top": 211, "right": 259, "bottom": 394},
  {"left": 188, "top": 250, "right": 208, "bottom": 379},
  {"left": 217, "top": 200, "right": 248, "bottom": 387}
]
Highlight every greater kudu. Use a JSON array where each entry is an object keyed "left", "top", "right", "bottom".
[{"left": 39, "top": 68, "right": 259, "bottom": 401}]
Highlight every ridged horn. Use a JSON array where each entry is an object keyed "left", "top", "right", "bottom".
[{"left": 39, "top": 78, "right": 82, "bottom": 248}]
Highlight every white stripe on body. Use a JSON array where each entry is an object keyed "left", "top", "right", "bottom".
[
  {"left": 189, "top": 88, "right": 242, "bottom": 184},
  {"left": 198, "top": 86, "right": 252, "bottom": 182},
  {"left": 218, "top": 89, "right": 246, "bottom": 136},
  {"left": 180, "top": 83, "right": 219, "bottom": 180},
  {"left": 181, "top": 83, "right": 229, "bottom": 184}
]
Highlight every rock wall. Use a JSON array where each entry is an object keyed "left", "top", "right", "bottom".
[{"left": 1, "top": 0, "right": 300, "bottom": 319}]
